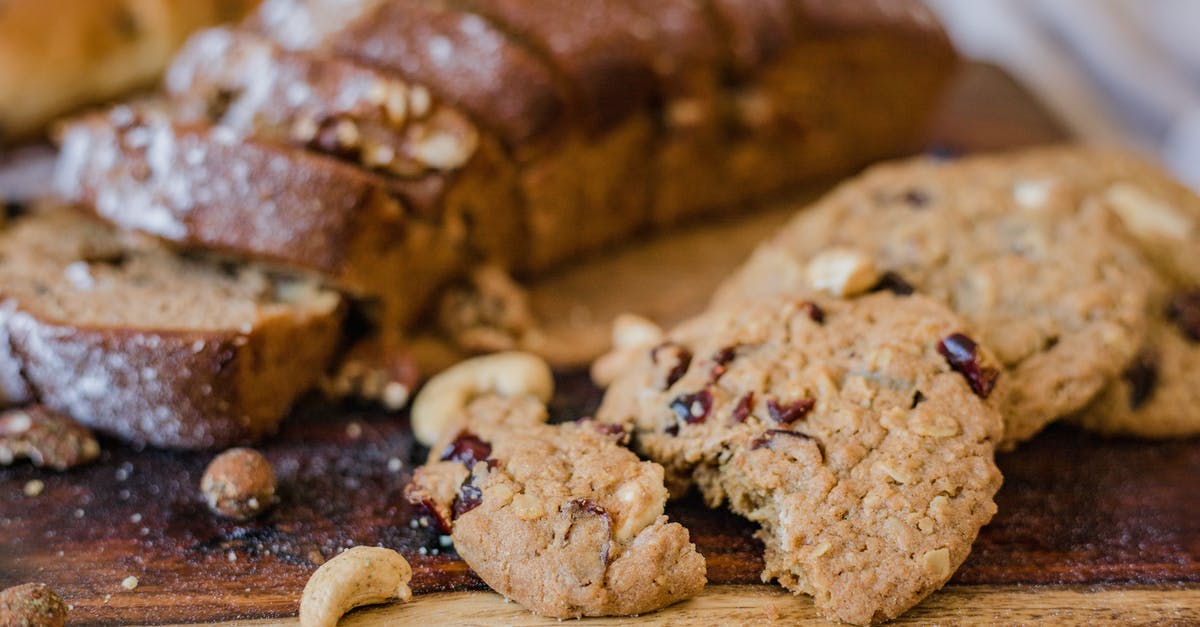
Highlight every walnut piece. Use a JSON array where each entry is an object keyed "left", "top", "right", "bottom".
[
  {"left": 0, "top": 406, "right": 99, "bottom": 471},
  {"left": 0, "top": 583, "right": 68, "bottom": 627}
]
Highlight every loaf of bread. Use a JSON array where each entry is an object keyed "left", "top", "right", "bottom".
[
  {"left": 0, "top": 0, "right": 259, "bottom": 141},
  {"left": 0, "top": 206, "right": 343, "bottom": 449},
  {"left": 56, "top": 0, "right": 955, "bottom": 343}
]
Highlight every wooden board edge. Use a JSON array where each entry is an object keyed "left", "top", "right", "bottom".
[{"left": 173, "top": 583, "right": 1200, "bottom": 626}]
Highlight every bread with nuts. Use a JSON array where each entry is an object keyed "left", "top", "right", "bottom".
[
  {"left": 0, "top": 206, "right": 343, "bottom": 449},
  {"left": 57, "top": 0, "right": 956, "bottom": 329},
  {"left": 55, "top": 105, "right": 456, "bottom": 332}
]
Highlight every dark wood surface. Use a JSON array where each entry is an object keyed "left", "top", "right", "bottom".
[
  {"left": 2, "top": 381, "right": 1198, "bottom": 625},
  {"left": 2, "top": 63, "right": 1198, "bottom": 625}
]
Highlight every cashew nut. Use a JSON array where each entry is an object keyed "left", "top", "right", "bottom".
[
  {"left": 807, "top": 248, "right": 879, "bottom": 297},
  {"left": 299, "top": 546, "right": 412, "bottom": 627},
  {"left": 411, "top": 351, "right": 554, "bottom": 446},
  {"left": 590, "top": 313, "right": 664, "bottom": 387}
]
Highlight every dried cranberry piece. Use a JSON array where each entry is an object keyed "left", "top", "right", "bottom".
[
  {"left": 766, "top": 398, "right": 814, "bottom": 424},
  {"left": 589, "top": 422, "right": 630, "bottom": 445},
  {"left": 730, "top": 392, "right": 755, "bottom": 424},
  {"left": 903, "top": 188, "right": 931, "bottom": 207},
  {"left": 799, "top": 301, "right": 825, "bottom": 324},
  {"left": 653, "top": 343, "right": 693, "bottom": 389},
  {"left": 670, "top": 389, "right": 713, "bottom": 425},
  {"left": 910, "top": 390, "right": 926, "bottom": 409},
  {"left": 872, "top": 271, "right": 915, "bottom": 296},
  {"left": 565, "top": 499, "right": 613, "bottom": 565},
  {"left": 1123, "top": 352, "right": 1159, "bottom": 410},
  {"left": 440, "top": 431, "right": 492, "bottom": 468},
  {"left": 938, "top": 333, "right": 999, "bottom": 398},
  {"left": 749, "top": 430, "right": 823, "bottom": 461},
  {"left": 1167, "top": 289, "right": 1200, "bottom": 342},
  {"left": 750, "top": 429, "right": 812, "bottom": 450},
  {"left": 591, "top": 422, "right": 625, "bottom": 437},
  {"left": 452, "top": 476, "right": 484, "bottom": 519},
  {"left": 567, "top": 498, "right": 608, "bottom": 517},
  {"left": 709, "top": 346, "right": 738, "bottom": 382}
]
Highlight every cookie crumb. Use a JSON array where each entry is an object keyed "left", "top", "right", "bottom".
[
  {"left": 120, "top": 576, "right": 139, "bottom": 591},
  {"left": 23, "top": 479, "right": 44, "bottom": 497}
]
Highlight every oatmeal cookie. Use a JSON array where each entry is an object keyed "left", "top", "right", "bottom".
[
  {"left": 1074, "top": 305, "right": 1200, "bottom": 438},
  {"left": 406, "top": 395, "right": 706, "bottom": 618},
  {"left": 714, "top": 148, "right": 1157, "bottom": 448},
  {"left": 1031, "top": 149, "right": 1200, "bottom": 438},
  {"left": 597, "top": 294, "right": 1004, "bottom": 624}
]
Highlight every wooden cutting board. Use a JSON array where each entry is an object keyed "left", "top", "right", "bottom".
[{"left": 1, "top": 64, "right": 1198, "bottom": 626}]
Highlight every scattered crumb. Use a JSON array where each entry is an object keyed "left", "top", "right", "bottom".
[
  {"left": 103, "top": 594, "right": 112, "bottom": 604},
  {"left": 130, "top": 513, "right": 142, "bottom": 523},
  {"left": 345, "top": 422, "right": 363, "bottom": 439},
  {"left": 438, "top": 535, "right": 453, "bottom": 548},
  {"left": 387, "top": 457, "right": 403, "bottom": 472},
  {"left": 73, "top": 509, "right": 84, "bottom": 519},
  {"left": 23, "top": 479, "right": 44, "bottom": 497},
  {"left": 764, "top": 602, "right": 781, "bottom": 621},
  {"left": 121, "top": 576, "right": 139, "bottom": 591},
  {"left": 227, "top": 551, "right": 237, "bottom": 562}
]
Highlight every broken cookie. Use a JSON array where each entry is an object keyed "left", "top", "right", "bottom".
[
  {"left": 407, "top": 394, "right": 706, "bottom": 619},
  {"left": 598, "top": 294, "right": 1005, "bottom": 624}
]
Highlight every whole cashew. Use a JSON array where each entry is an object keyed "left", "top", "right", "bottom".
[
  {"left": 299, "top": 546, "right": 412, "bottom": 627},
  {"left": 411, "top": 351, "right": 554, "bottom": 446}
]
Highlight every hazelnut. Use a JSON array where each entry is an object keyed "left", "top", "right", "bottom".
[
  {"left": 0, "top": 583, "right": 68, "bottom": 627},
  {"left": 200, "top": 448, "right": 276, "bottom": 520}
]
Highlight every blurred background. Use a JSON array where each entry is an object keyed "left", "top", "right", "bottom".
[
  {"left": 1, "top": 0, "right": 1196, "bottom": 189},
  {"left": 929, "top": 0, "right": 1200, "bottom": 189}
]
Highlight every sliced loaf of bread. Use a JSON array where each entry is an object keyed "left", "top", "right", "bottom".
[{"left": 0, "top": 206, "right": 344, "bottom": 449}]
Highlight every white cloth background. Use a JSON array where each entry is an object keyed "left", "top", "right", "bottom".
[{"left": 926, "top": 0, "right": 1200, "bottom": 190}]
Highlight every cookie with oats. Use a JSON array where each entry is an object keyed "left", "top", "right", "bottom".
[{"left": 597, "top": 294, "right": 1004, "bottom": 624}]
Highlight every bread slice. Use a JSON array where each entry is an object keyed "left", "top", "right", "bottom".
[
  {"left": 55, "top": 105, "right": 460, "bottom": 332},
  {"left": 163, "top": 27, "right": 525, "bottom": 270},
  {"left": 0, "top": 206, "right": 344, "bottom": 449}
]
